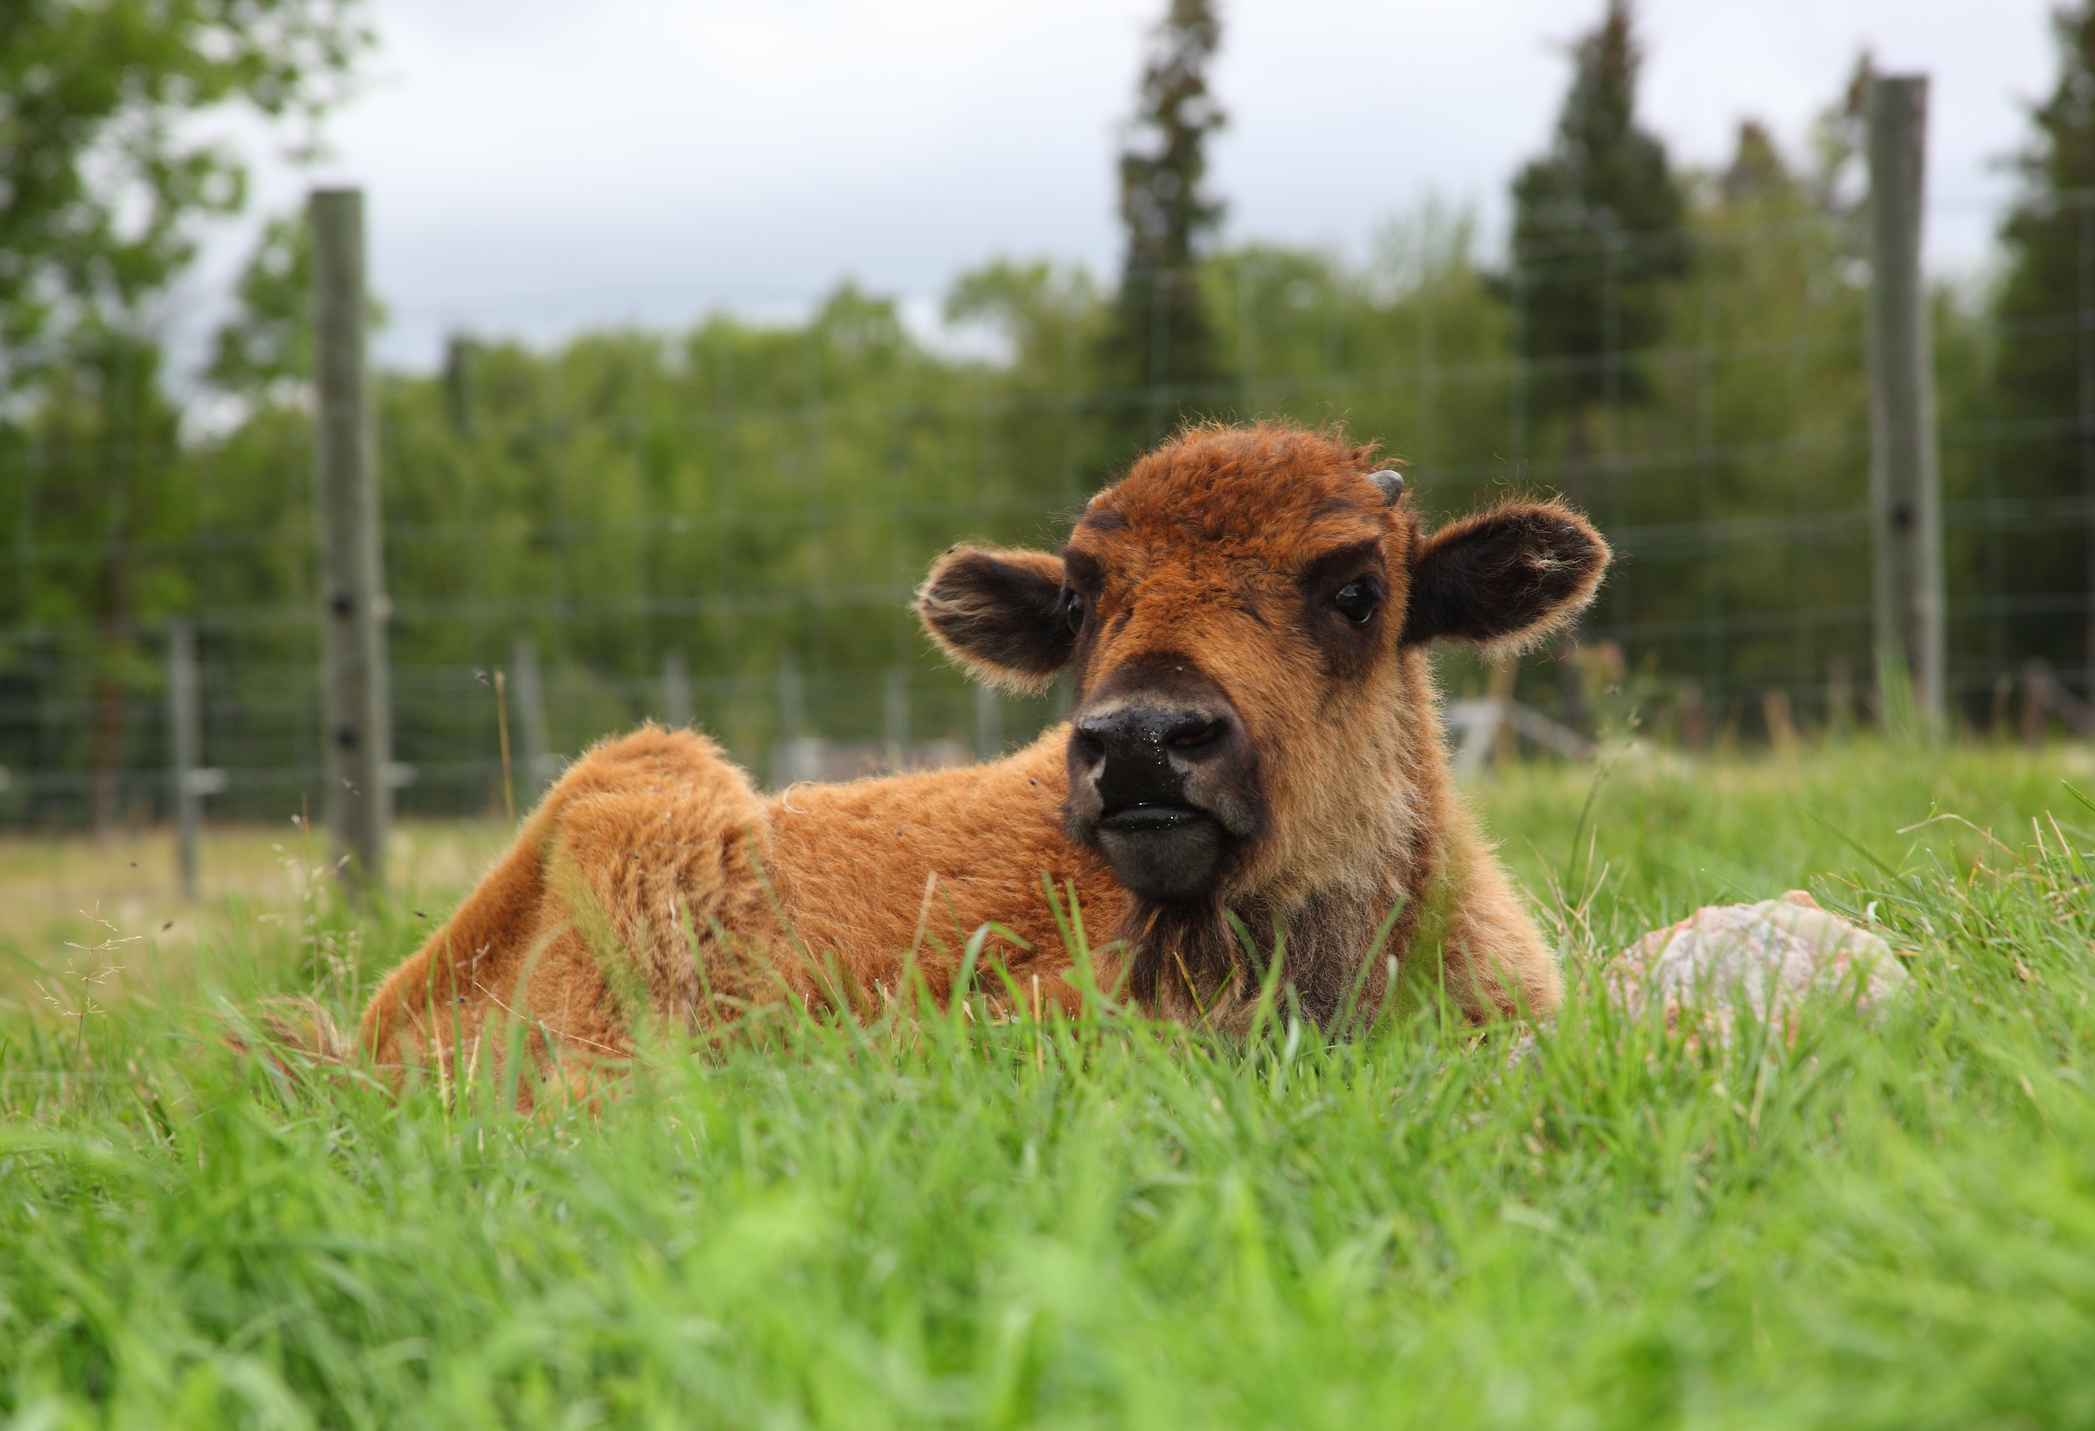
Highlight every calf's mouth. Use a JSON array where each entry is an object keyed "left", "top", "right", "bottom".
[{"left": 1094, "top": 803, "right": 1227, "bottom": 903}]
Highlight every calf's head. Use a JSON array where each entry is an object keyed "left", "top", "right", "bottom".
[{"left": 917, "top": 424, "right": 1608, "bottom": 912}]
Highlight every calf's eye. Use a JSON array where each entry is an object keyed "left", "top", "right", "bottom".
[
  {"left": 1066, "top": 593, "right": 1087, "bottom": 633},
  {"left": 1332, "top": 581, "right": 1377, "bottom": 625}
]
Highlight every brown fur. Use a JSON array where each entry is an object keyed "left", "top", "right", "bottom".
[{"left": 359, "top": 423, "right": 1607, "bottom": 1089}]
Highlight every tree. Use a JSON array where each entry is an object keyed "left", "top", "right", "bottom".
[
  {"left": 0, "top": 0, "right": 366, "bottom": 830},
  {"left": 0, "top": 336, "right": 190, "bottom": 828},
  {"left": 1994, "top": 1, "right": 2095, "bottom": 685},
  {"left": 1096, "top": 0, "right": 1232, "bottom": 465},
  {"left": 947, "top": 259, "right": 1101, "bottom": 506},
  {"left": 1503, "top": 0, "right": 1684, "bottom": 728},
  {"left": 1508, "top": 0, "right": 1686, "bottom": 476},
  {"left": 209, "top": 214, "right": 313, "bottom": 397},
  {"left": 0, "top": 0, "right": 368, "bottom": 385},
  {"left": 209, "top": 209, "right": 386, "bottom": 405}
]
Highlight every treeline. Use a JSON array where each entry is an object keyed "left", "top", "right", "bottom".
[{"left": 1, "top": 0, "right": 2091, "bottom": 825}]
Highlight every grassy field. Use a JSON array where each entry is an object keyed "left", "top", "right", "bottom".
[{"left": 2, "top": 740, "right": 2092, "bottom": 1427}]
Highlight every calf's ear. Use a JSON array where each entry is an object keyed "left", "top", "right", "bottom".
[
  {"left": 916, "top": 545, "right": 1075, "bottom": 693},
  {"left": 1400, "top": 502, "right": 1609, "bottom": 654}
]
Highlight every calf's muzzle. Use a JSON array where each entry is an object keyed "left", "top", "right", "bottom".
[{"left": 1066, "top": 673, "right": 1261, "bottom": 903}]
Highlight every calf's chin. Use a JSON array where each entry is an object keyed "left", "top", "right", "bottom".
[{"left": 1093, "top": 809, "right": 1226, "bottom": 903}]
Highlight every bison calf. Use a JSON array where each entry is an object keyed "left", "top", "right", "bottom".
[{"left": 359, "top": 424, "right": 1607, "bottom": 1075}]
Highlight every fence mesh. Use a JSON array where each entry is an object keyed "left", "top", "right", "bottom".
[{"left": 1, "top": 195, "right": 2086, "bottom": 830}]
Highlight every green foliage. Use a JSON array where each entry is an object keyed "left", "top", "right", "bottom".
[
  {"left": 2, "top": 745, "right": 2093, "bottom": 1424},
  {"left": 0, "top": 0, "right": 369, "bottom": 381},
  {"left": 209, "top": 213, "right": 313, "bottom": 396},
  {"left": 2, "top": 129, "right": 2009, "bottom": 821},
  {"left": 1563, "top": 114, "right": 1879, "bottom": 696},
  {"left": 0, "top": 0, "right": 367, "bottom": 830},
  {"left": 1509, "top": 0, "right": 1688, "bottom": 445},
  {"left": 945, "top": 259, "right": 1106, "bottom": 509},
  {"left": 0, "top": 1, "right": 2076, "bottom": 821},
  {"left": 1991, "top": 0, "right": 2095, "bottom": 676},
  {"left": 146, "top": 130, "right": 2005, "bottom": 819},
  {"left": 362, "top": 286, "right": 1073, "bottom": 781},
  {"left": 1097, "top": 0, "right": 1233, "bottom": 463},
  {"left": 0, "top": 335, "right": 194, "bottom": 825}
]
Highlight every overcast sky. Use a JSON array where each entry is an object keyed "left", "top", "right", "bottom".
[{"left": 176, "top": 0, "right": 2059, "bottom": 374}]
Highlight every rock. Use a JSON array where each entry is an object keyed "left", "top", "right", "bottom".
[{"left": 1601, "top": 890, "right": 1910, "bottom": 1049}]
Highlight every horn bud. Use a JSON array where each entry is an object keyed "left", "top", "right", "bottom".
[{"left": 1369, "top": 469, "right": 1405, "bottom": 506}]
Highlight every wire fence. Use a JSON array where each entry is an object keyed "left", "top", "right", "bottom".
[{"left": 2, "top": 193, "right": 2090, "bottom": 831}]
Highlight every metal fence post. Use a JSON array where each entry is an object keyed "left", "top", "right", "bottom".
[
  {"left": 1866, "top": 75, "right": 1946, "bottom": 728},
  {"left": 168, "top": 618, "right": 202, "bottom": 899},
  {"left": 2078, "top": 196, "right": 2095, "bottom": 699},
  {"left": 662, "top": 649, "right": 692, "bottom": 728},
  {"left": 778, "top": 656, "right": 806, "bottom": 743},
  {"left": 512, "top": 634, "right": 552, "bottom": 801},
  {"left": 770, "top": 656, "right": 814, "bottom": 787},
  {"left": 974, "top": 684, "right": 1001, "bottom": 761},
  {"left": 443, "top": 332, "right": 475, "bottom": 438},
  {"left": 310, "top": 187, "right": 392, "bottom": 895},
  {"left": 882, "top": 666, "right": 909, "bottom": 769}
]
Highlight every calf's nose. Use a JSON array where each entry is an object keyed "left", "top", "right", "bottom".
[{"left": 1074, "top": 706, "right": 1230, "bottom": 808}]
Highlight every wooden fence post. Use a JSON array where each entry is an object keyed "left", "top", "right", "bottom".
[
  {"left": 1866, "top": 75, "right": 1946, "bottom": 730},
  {"left": 310, "top": 187, "right": 392, "bottom": 896}
]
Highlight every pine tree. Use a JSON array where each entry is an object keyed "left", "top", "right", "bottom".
[
  {"left": 1097, "top": 0, "right": 1231, "bottom": 464},
  {"left": 1503, "top": 0, "right": 1683, "bottom": 727},
  {"left": 1994, "top": 1, "right": 2095, "bottom": 681},
  {"left": 1508, "top": 0, "right": 1685, "bottom": 450}
]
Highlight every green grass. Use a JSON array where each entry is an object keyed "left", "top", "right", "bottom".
[{"left": 3, "top": 740, "right": 2093, "bottom": 1428}]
